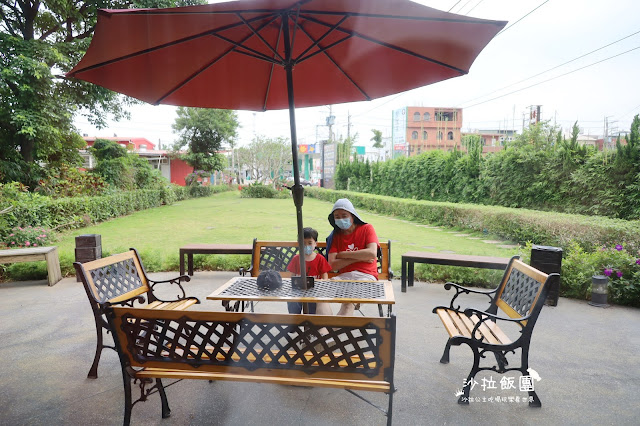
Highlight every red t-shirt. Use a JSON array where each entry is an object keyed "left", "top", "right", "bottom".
[
  {"left": 287, "top": 253, "right": 332, "bottom": 278},
  {"left": 329, "top": 223, "right": 379, "bottom": 278}
]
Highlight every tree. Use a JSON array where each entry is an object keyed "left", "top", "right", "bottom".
[
  {"left": 172, "top": 107, "right": 239, "bottom": 173},
  {"left": 0, "top": 0, "right": 204, "bottom": 188},
  {"left": 235, "top": 136, "right": 292, "bottom": 186},
  {"left": 370, "top": 129, "right": 384, "bottom": 148},
  {"left": 90, "top": 139, "right": 162, "bottom": 190}
]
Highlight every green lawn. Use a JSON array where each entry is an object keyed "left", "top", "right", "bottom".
[{"left": 6, "top": 191, "right": 522, "bottom": 283}]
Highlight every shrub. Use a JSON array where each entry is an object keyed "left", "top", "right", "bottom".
[
  {"left": 305, "top": 188, "right": 640, "bottom": 253},
  {"left": 240, "top": 183, "right": 287, "bottom": 199},
  {"left": 561, "top": 242, "right": 640, "bottom": 306},
  {"left": 3, "top": 226, "right": 52, "bottom": 248}
]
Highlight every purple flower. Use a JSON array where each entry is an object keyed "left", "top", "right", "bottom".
[
  {"left": 616, "top": 271, "right": 623, "bottom": 278},
  {"left": 615, "top": 244, "right": 623, "bottom": 251},
  {"left": 604, "top": 268, "right": 613, "bottom": 276},
  {"left": 636, "top": 258, "right": 640, "bottom": 265}
]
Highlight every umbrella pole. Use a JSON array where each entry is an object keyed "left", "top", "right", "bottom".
[{"left": 283, "top": 20, "right": 308, "bottom": 304}]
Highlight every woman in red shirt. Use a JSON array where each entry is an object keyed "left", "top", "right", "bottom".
[{"left": 327, "top": 198, "right": 379, "bottom": 316}]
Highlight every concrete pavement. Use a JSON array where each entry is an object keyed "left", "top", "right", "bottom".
[{"left": 1, "top": 271, "right": 639, "bottom": 425}]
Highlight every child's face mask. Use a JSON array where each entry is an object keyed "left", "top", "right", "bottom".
[{"left": 304, "top": 245, "right": 314, "bottom": 255}]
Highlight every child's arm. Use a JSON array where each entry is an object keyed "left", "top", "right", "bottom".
[{"left": 320, "top": 272, "right": 328, "bottom": 279}]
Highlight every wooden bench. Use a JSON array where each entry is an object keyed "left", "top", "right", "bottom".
[
  {"left": 179, "top": 243, "right": 253, "bottom": 276},
  {"left": 240, "top": 240, "right": 392, "bottom": 315},
  {"left": 105, "top": 306, "right": 396, "bottom": 425},
  {"left": 0, "top": 246, "right": 62, "bottom": 286},
  {"left": 401, "top": 251, "right": 512, "bottom": 292},
  {"left": 244, "top": 239, "right": 393, "bottom": 280},
  {"left": 74, "top": 248, "right": 200, "bottom": 379},
  {"left": 432, "top": 257, "right": 558, "bottom": 406}
]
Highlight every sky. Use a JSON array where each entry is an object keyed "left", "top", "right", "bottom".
[{"left": 73, "top": 0, "right": 640, "bottom": 150}]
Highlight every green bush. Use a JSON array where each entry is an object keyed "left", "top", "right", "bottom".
[
  {"left": 334, "top": 119, "right": 640, "bottom": 220},
  {"left": 1, "top": 184, "right": 234, "bottom": 232},
  {"left": 305, "top": 188, "right": 640, "bottom": 253},
  {"left": 560, "top": 242, "right": 640, "bottom": 306},
  {"left": 240, "top": 183, "right": 287, "bottom": 199}
]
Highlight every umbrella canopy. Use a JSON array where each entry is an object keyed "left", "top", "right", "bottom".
[{"left": 68, "top": 0, "right": 506, "bottom": 286}]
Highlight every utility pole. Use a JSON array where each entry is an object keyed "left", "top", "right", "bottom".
[
  {"left": 327, "top": 105, "right": 334, "bottom": 142},
  {"left": 347, "top": 111, "right": 351, "bottom": 141}
]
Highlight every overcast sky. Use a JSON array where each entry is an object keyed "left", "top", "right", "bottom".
[{"left": 73, "top": 0, "right": 640, "bottom": 149}]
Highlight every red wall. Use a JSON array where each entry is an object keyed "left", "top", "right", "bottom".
[{"left": 170, "top": 158, "right": 193, "bottom": 186}]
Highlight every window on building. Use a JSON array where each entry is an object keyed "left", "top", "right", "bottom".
[
  {"left": 413, "top": 112, "right": 420, "bottom": 121},
  {"left": 138, "top": 145, "right": 147, "bottom": 151},
  {"left": 409, "top": 145, "right": 415, "bottom": 152},
  {"left": 412, "top": 131, "right": 418, "bottom": 139},
  {"left": 423, "top": 112, "right": 430, "bottom": 121},
  {"left": 422, "top": 131, "right": 428, "bottom": 140},
  {"left": 437, "top": 131, "right": 443, "bottom": 140},
  {"left": 447, "top": 131, "right": 453, "bottom": 140}
]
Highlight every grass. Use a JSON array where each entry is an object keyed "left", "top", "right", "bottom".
[{"left": 3, "top": 190, "right": 523, "bottom": 284}]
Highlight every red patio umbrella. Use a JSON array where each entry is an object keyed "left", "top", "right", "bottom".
[{"left": 68, "top": 0, "right": 506, "bottom": 285}]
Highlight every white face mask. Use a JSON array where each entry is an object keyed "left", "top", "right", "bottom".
[
  {"left": 335, "top": 217, "right": 352, "bottom": 230},
  {"left": 304, "top": 245, "right": 314, "bottom": 255}
]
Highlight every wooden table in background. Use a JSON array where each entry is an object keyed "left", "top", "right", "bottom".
[{"left": 179, "top": 243, "right": 253, "bottom": 276}]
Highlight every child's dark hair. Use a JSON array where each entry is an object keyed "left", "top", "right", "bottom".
[{"left": 303, "top": 227, "right": 318, "bottom": 241}]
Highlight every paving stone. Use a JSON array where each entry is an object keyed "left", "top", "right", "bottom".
[{"left": 482, "top": 240, "right": 502, "bottom": 244}]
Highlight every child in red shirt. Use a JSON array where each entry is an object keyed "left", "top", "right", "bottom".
[{"left": 286, "top": 227, "right": 332, "bottom": 314}]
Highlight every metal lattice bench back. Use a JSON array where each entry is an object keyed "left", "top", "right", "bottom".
[
  {"left": 75, "top": 249, "right": 198, "bottom": 379},
  {"left": 247, "top": 240, "right": 392, "bottom": 280},
  {"left": 105, "top": 307, "right": 396, "bottom": 425}
]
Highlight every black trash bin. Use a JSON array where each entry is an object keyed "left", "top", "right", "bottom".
[{"left": 530, "top": 245, "right": 563, "bottom": 306}]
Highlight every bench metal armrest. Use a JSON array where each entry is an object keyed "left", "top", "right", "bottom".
[
  {"left": 148, "top": 275, "right": 194, "bottom": 302},
  {"left": 463, "top": 308, "right": 529, "bottom": 337},
  {"left": 443, "top": 282, "right": 497, "bottom": 310}
]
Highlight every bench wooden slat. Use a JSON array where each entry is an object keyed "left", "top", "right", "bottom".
[
  {"left": 147, "top": 299, "right": 198, "bottom": 310},
  {"left": 135, "top": 369, "right": 391, "bottom": 392},
  {"left": 435, "top": 308, "right": 510, "bottom": 345}
]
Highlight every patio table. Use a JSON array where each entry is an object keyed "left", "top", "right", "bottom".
[{"left": 207, "top": 276, "right": 395, "bottom": 317}]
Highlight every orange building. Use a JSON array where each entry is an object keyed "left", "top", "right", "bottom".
[{"left": 393, "top": 107, "right": 463, "bottom": 157}]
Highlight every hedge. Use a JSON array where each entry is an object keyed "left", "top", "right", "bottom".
[
  {"left": 2, "top": 184, "right": 234, "bottom": 232},
  {"left": 305, "top": 188, "right": 640, "bottom": 253}
]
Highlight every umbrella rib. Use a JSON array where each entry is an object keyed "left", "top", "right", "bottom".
[
  {"left": 211, "top": 33, "right": 282, "bottom": 66},
  {"left": 236, "top": 12, "right": 284, "bottom": 63},
  {"left": 263, "top": 18, "right": 284, "bottom": 111},
  {"left": 294, "top": 23, "right": 371, "bottom": 101},
  {"left": 299, "top": 14, "right": 468, "bottom": 74},
  {"left": 293, "top": 15, "right": 348, "bottom": 63},
  {"left": 153, "top": 16, "right": 281, "bottom": 105}
]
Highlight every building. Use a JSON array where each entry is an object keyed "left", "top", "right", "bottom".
[
  {"left": 463, "top": 129, "right": 517, "bottom": 153},
  {"left": 392, "top": 106, "right": 463, "bottom": 157},
  {"left": 80, "top": 136, "right": 194, "bottom": 186}
]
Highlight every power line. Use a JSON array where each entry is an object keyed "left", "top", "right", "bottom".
[
  {"left": 447, "top": 0, "right": 463, "bottom": 12},
  {"left": 452, "top": 0, "right": 474, "bottom": 14},
  {"left": 458, "top": 29, "right": 640, "bottom": 107},
  {"left": 465, "top": 0, "right": 485, "bottom": 15},
  {"left": 496, "top": 0, "right": 550, "bottom": 36},
  {"left": 463, "top": 45, "right": 640, "bottom": 109}
]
